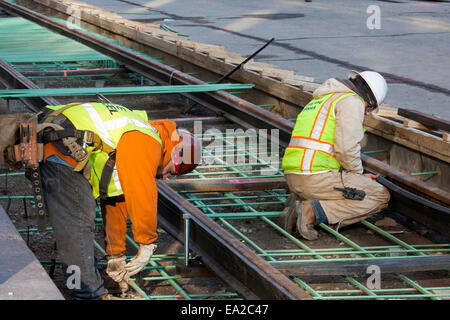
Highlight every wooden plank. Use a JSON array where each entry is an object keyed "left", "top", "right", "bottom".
[
  {"left": 283, "top": 74, "right": 315, "bottom": 83},
  {"left": 207, "top": 50, "right": 249, "bottom": 64},
  {"left": 364, "top": 113, "right": 450, "bottom": 163},
  {"left": 282, "top": 75, "right": 320, "bottom": 91},
  {"left": 444, "top": 133, "right": 450, "bottom": 142},
  {"left": 398, "top": 108, "right": 450, "bottom": 132},
  {"left": 140, "top": 27, "right": 177, "bottom": 38},
  {"left": 193, "top": 43, "right": 225, "bottom": 54},
  {"left": 208, "top": 50, "right": 241, "bottom": 59},
  {"left": 243, "top": 61, "right": 274, "bottom": 72},
  {"left": 375, "top": 104, "right": 403, "bottom": 119},
  {"left": 177, "top": 40, "right": 225, "bottom": 54},
  {"left": 161, "top": 33, "right": 181, "bottom": 42},
  {"left": 403, "top": 119, "right": 430, "bottom": 131},
  {"left": 136, "top": 23, "right": 163, "bottom": 31},
  {"left": 260, "top": 67, "right": 294, "bottom": 81}
]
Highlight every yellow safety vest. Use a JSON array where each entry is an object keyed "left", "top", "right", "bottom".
[
  {"left": 45, "top": 102, "right": 162, "bottom": 198},
  {"left": 282, "top": 92, "right": 360, "bottom": 174}
]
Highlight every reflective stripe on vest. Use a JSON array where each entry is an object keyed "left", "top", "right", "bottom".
[
  {"left": 45, "top": 102, "right": 162, "bottom": 198},
  {"left": 282, "top": 92, "right": 357, "bottom": 174}
]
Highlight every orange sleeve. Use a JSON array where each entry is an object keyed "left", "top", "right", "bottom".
[
  {"left": 101, "top": 197, "right": 128, "bottom": 256},
  {"left": 115, "top": 130, "right": 162, "bottom": 245},
  {"left": 43, "top": 143, "right": 78, "bottom": 167}
]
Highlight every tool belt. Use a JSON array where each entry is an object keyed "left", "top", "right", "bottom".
[
  {"left": 1, "top": 115, "right": 47, "bottom": 230},
  {"left": 38, "top": 103, "right": 116, "bottom": 200},
  {"left": 1, "top": 103, "right": 117, "bottom": 228}
]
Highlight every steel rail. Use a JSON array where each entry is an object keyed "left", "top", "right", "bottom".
[{"left": 0, "top": 58, "right": 58, "bottom": 110}]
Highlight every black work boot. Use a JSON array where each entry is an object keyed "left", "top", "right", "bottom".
[{"left": 296, "top": 200, "right": 319, "bottom": 240}]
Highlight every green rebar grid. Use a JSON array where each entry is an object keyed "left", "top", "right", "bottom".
[
  {"left": 169, "top": 126, "right": 450, "bottom": 299},
  {"left": 13, "top": 224, "right": 239, "bottom": 300},
  {"left": 0, "top": 17, "right": 111, "bottom": 63},
  {"left": 2, "top": 145, "right": 449, "bottom": 300},
  {"left": 0, "top": 83, "right": 254, "bottom": 98},
  {"left": 1, "top": 170, "right": 238, "bottom": 300},
  {"left": 175, "top": 132, "right": 283, "bottom": 181},
  {"left": 181, "top": 188, "right": 450, "bottom": 300}
]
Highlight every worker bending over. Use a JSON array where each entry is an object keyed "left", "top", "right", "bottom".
[
  {"left": 39, "top": 101, "right": 201, "bottom": 299},
  {"left": 281, "top": 70, "right": 390, "bottom": 240}
]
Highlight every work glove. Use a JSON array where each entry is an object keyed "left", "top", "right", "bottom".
[
  {"left": 125, "top": 243, "right": 157, "bottom": 277},
  {"left": 106, "top": 254, "right": 130, "bottom": 293},
  {"left": 106, "top": 255, "right": 128, "bottom": 282}
]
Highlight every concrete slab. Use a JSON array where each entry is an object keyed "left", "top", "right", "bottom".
[
  {"left": 81, "top": 0, "right": 450, "bottom": 120},
  {"left": 0, "top": 205, "right": 64, "bottom": 300}
]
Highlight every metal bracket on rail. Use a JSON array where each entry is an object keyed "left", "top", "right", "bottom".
[{"left": 175, "top": 213, "right": 214, "bottom": 277}]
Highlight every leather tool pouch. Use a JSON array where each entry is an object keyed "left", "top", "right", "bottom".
[
  {"left": 4, "top": 122, "right": 44, "bottom": 169},
  {"left": 0, "top": 114, "right": 47, "bottom": 230},
  {"left": 0, "top": 113, "right": 39, "bottom": 168}
]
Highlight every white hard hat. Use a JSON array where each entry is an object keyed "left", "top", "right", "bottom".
[{"left": 348, "top": 70, "right": 388, "bottom": 107}]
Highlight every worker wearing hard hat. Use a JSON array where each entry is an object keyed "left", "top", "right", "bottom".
[
  {"left": 39, "top": 102, "right": 201, "bottom": 299},
  {"left": 280, "top": 71, "right": 390, "bottom": 240}
]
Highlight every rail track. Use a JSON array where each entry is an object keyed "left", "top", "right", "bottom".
[{"left": 0, "top": 0, "right": 449, "bottom": 300}]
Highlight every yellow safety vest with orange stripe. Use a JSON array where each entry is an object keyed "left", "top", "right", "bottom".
[
  {"left": 282, "top": 92, "right": 359, "bottom": 174},
  {"left": 45, "top": 102, "right": 162, "bottom": 199}
]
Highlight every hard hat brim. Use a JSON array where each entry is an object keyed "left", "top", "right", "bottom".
[{"left": 348, "top": 70, "right": 360, "bottom": 80}]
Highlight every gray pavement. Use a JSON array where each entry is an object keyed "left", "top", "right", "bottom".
[
  {"left": 83, "top": 0, "right": 450, "bottom": 119},
  {"left": 0, "top": 205, "right": 64, "bottom": 300}
]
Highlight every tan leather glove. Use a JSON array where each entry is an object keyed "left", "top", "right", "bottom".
[
  {"left": 106, "top": 255, "right": 129, "bottom": 293},
  {"left": 125, "top": 244, "right": 157, "bottom": 277},
  {"left": 106, "top": 255, "right": 129, "bottom": 283}
]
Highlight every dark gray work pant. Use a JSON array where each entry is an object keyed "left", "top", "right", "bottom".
[{"left": 41, "top": 161, "right": 107, "bottom": 300}]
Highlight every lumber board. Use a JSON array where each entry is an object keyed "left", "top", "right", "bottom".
[
  {"left": 243, "top": 61, "right": 274, "bottom": 72},
  {"left": 444, "top": 133, "right": 450, "bottom": 142},
  {"left": 375, "top": 104, "right": 403, "bottom": 119},
  {"left": 282, "top": 75, "right": 319, "bottom": 91},
  {"left": 177, "top": 39, "right": 225, "bottom": 53},
  {"left": 260, "top": 67, "right": 294, "bottom": 81},
  {"left": 403, "top": 119, "right": 430, "bottom": 131},
  {"left": 282, "top": 74, "right": 315, "bottom": 83},
  {"left": 207, "top": 50, "right": 248, "bottom": 64},
  {"left": 398, "top": 108, "right": 450, "bottom": 132}
]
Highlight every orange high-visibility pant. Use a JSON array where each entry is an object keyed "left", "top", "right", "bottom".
[{"left": 102, "top": 130, "right": 162, "bottom": 256}]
